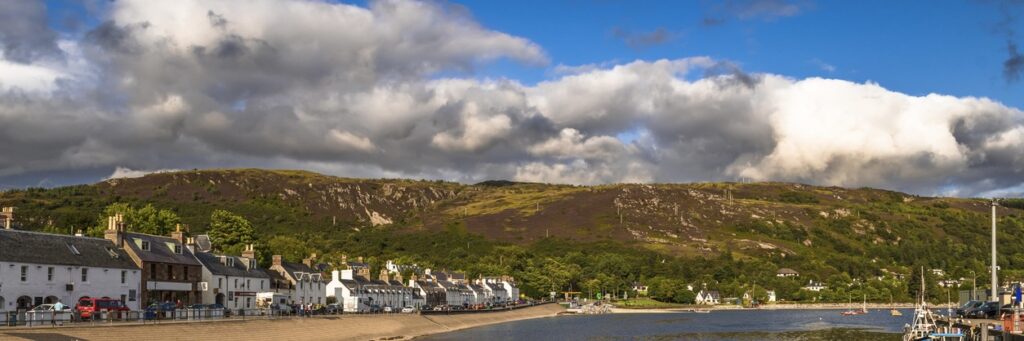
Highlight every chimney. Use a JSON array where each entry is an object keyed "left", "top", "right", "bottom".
[
  {"left": 170, "top": 224, "right": 185, "bottom": 244},
  {"left": 242, "top": 244, "right": 256, "bottom": 260},
  {"left": 394, "top": 272, "right": 404, "bottom": 283},
  {"left": 379, "top": 269, "right": 390, "bottom": 282},
  {"left": 303, "top": 253, "right": 317, "bottom": 267},
  {"left": 104, "top": 214, "right": 125, "bottom": 247},
  {"left": 185, "top": 237, "right": 195, "bottom": 253},
  {"left": 357, "top": 267, "right": 371, "bottom": 280},
  {"left": 74, "top": 229, "right": 83, "bottom": 237},
  {"left": 272, "top": 255, "right": 283, "bottom": 267},
  {"left": 341, "top": 254, "right": 348, "bottom": 265},
  {"left": 357, "top": 256, "right": 363, "bottom": 263},
  {"left": 341, "top": 269, "right": 354, "bottom": 280},
  {"left": 1, "top": 207, "right": 13, "bottom": 230},
  {"left": 331, "top": 270, "right": 340, "bottom": 282}
]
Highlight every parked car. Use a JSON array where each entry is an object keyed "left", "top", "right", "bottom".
[
  {"left": 325, "top": 304, "right": 342, "bottom": 314},
  {"left": 383, "top": 306, "right": 394, "bottom": 313},
  {"left": 957, "top": 300, "right": 984, "bottom": 317},
  {"left": 368, "top": 304, "right": 383, "bottom": 313},
  {"left": 76, "top": 298, "right": 129, "bottom": 320},
  {"left": 31, "top": 304, "right": 71, "bottom": 312},
  {"left": 965, "top": 301, "right": 1000, "bottom": 319},
  {"left": 186, "top": 304, "right": 206, "bottom": 309},
  {"left": 401, "top": 306, "right": 415, "bottom": 313}
]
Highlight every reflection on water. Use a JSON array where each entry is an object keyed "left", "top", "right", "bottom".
[{"left": 420, "top": 309, "right": 911, "bottom": 341}]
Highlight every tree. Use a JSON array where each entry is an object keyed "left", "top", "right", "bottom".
[
  {"left": 89, "top": 203, "right": 180, "bottom": 237},
  {"left": 208, "top": 210, "right": 256, "bottom": 254}
]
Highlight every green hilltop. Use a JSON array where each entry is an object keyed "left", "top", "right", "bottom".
[{"left": 2, "top": 168, "right": 1023, "bottom": 304}]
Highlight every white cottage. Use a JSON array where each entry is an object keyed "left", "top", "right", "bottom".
[
  {"left": 194, "top": 244, "right": 269, "bottom": 311},
  {"left": 0, "top": 228, "right": 142, "bottom": 311}
]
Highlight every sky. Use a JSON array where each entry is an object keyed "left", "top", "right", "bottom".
[{"left": 0, "top": 0, "right": 1023, "bottom": 197}]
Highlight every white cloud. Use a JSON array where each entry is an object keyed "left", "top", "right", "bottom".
[{"left": 105, "top": 167, "right": 181, "bottom": 180}]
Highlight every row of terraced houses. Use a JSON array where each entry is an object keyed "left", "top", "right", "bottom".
[{"left": 0, "top": 210, "right": 519, "bottom": 313}]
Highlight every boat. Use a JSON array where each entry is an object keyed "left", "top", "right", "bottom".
[
  {"left": 903, "top": 267, "right": 964, "bottom": 341},
  {"left": 841, "top": 294, "right": 867, "bottom": 316},
  {"left": 891, "top": 294, "right": 903, "bottom": 316},
  {"left": 692, "top": 309, "right": 711, "bottom": 313}
]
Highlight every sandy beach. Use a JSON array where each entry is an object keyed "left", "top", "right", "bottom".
[{"left": 0, "top": 304, "right": 565, "bottom": 341}]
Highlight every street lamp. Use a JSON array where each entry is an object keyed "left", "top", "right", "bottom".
[{"left": 992, "top": 200, "right": 999, "bottom": 302}]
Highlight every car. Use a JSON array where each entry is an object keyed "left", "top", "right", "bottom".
[
  {"left": 76, "top": 298, "right": 130, "bottom": 320},
  {"left": 383, "top": 306, "right": 394, "bottom": 313},
  {"left": 965, "top": 301, "right": 1000, "bottom": 319},
  {"left": 957, "top": 300, "right": 984, "bottom": 317},
  {"left": 368, "top": 304, "right": 383, "bottom": 313},
  {"left": 325, "top": 304, "right": 342, "bottom": 314},
  {"left": 401, "top": 306, "right": 415, "bottom": 313},
  {"left": 186, "top": 304, "right": 206, "bottom": 309},
  {"left": 31, "top": 304, "right": 71, "bottom": 312}
]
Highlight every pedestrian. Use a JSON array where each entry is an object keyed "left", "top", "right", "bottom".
[{"left": 52, "top": 301, "right": 65, "bottom": 326}]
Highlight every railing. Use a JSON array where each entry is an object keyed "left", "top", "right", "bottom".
[{"left": 0, "top": 307, "right": 345, "bottom": 328}]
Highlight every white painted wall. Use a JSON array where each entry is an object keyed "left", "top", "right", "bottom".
[
  {"left": 199, "top": 267, "right": 269, "bottom": 310},
  {"left": 0, "top": 261, "right": 141, "bottom": 311}
]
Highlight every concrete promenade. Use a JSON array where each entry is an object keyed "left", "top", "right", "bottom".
[{"left": 0, "top": 303, "right": 564, "bottom": 341}]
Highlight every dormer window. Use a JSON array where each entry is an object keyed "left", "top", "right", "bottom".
[
  {"left": 173, "top": 244, "right": 182, "bottom": 254},
  {"left": 65, "top": 243, "right": 80, "bottom": 255},
  {"left": 141, "top": 240, "right": 150, "bottom": 251},
  {"left": 227, "top": 258, "right": 234, "bottom": 267}
]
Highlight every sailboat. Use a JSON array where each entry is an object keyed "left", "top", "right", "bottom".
[
  {"left": 903, "top": 267, "right": 964, "bottom": 341},
  {"left": 891, "top": 294, "right": 903, "bottom": 316},
  {"left": 841, "top": 294, "right": 866, "bottom": 316}
]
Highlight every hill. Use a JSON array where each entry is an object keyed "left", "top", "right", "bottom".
[{"left": 2, "top": 168, "right": 1023, "bottom": 303}]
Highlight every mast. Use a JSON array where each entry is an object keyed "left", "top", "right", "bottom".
[{"left": 992, "top": 200, "right": 999, "bottom": 302}]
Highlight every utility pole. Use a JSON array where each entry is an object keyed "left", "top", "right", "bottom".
[{"left": 992, "top": 199, "right": 999, "bottom": 302}]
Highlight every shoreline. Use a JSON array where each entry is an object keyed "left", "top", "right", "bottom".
[
  {"left": 0, "top": 304, "right": 565, "bottom": 341},
  {"left": 609, "top": 302, "right": 922, "bottom": 313}
]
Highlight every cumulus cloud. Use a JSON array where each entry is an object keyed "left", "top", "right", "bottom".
[{"left": 0, "top": 0, "right": 1023, "bottom": 196}]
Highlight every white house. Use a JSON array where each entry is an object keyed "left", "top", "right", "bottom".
[
  {"left": 802, "top": 280, "right": 827, "bottom": 292},
  {"left": 194, "top": 244, "right": 269, "bottom": 311},
  {"left": 695, "top": 290, "right": 720, "bottom": 305},
  {"left": 327, "top": 268, "right": 369, "bottom": 312},
  {"left": 0, "top": 228, "right": 142, "bottom": 312},
  {"left": 776, "top": 268, "right": 800, "bottom": 278},
  {"left": 269, "top": 254, "right": 326, "bottom": 305},
  {"left": 767, "top": 290, "right": 777, "bottom": 303}
]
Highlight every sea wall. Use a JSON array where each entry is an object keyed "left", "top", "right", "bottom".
[{"left": 0, "top": 303, "right": 564, "bottom": 341}]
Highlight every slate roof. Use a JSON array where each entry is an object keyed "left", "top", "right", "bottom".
[
  {"left": 122, "top": 232, "right": 201, "bottom": 266},
  {"left": 195, "top": 252, "right": 269, "bottom": 278},
  {"left": 0, "top": 229, "right": 138, "bottom": 269},
  {"left": 280, "top": 261, "right": 325, "bottom": 282},
  {"left": 777, "top": 268, "right": 799, "bottom": 275}
]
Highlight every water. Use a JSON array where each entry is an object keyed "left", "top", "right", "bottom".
[{"left": 420, "top": 309, "right": 913, "bottom": 340}]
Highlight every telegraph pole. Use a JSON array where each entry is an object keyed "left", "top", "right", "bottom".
[{"left": 992, "top": 199, "right": 999, "bottom": 302}]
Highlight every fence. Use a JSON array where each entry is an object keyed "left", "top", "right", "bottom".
[{"left": 1, "top": 307, "right": 339, "bottom": 328}]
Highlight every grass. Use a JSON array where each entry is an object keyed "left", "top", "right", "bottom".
[{"left": 613, "top": 297, "right": 689, "bottom": 309}]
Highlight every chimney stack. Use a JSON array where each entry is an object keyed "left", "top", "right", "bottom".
[
  {"left": 104, "top": 214, "right": 125, "bottom": 247},
  {"left": 185, "top": 237, "right": 196, "bottom": 252},
  {"left": 357, "top": 266, "right": 371, "bottom": 280},
  {"left": 242, "top": 244, "right": 256, "bottom": 260},
  {"left": 1, "top": 207, "right": 13, "bottom": 230},
  {"left": 303, "top": 253, "right": 317, "bottom": 267},
  {"left": 394, "top": 271, "right": 404, "bottom": 283},
  {"left": 272, "top": 255, "right": 283, "bottom": 267},
  {"left": 379, "top": 269, "right": 390, "bottom": 282},
  {"left": 357, "top": 256, "right": 363, "bottom": 263},
  {"left": 341, "top": 254, "right": 348, "bottom": 265},
  {"left": 170, "top": 224, "right": 185, "bottom": 244}
]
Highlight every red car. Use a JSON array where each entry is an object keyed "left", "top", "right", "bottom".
[{"left": 75, "top": 298, "right": 129, "bottom": 319}]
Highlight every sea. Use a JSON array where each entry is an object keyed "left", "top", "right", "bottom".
[{"left": 419, "top": 308, "right": 915, "bottom": 340}]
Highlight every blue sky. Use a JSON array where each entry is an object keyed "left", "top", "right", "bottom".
[{"left": 448, "top": 1, "right": 1023, "bottom": 107}]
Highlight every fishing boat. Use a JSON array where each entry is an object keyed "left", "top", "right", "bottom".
[{"left": 903, "top": 267, "right": 964, "bottom": 341}]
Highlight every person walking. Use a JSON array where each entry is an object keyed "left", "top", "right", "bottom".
[{"left": 51, "top": 301, "right": 64, "bottom": 327}]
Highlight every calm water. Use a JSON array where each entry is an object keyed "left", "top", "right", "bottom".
[{"left": 421, "top": 309, "right": 914, "bottom": 340}]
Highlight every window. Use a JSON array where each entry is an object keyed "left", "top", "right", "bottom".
[
  {"left": 173, "top": 244, "right": 182, "bottom": 254},
  {"left": 260, "top": 281, "right": 264, "bottom": 290},
  {"left": 246, "top": 280, "right": 250, "bottom": 289},
  {"left": 81, "top": 268, "right": 88, "bottom": 282},
  {"left": 66, "top": 243, "right": 80, "bottom": 255},
  {"left": 234, "top": 279, "right": 238, "bottom": 289},
  {"left": 168, "top": 264, "right": 174, "bottom": 280},
  {"left": 120, "top": 294, "right": 127, "bottom": 305},
  {"left": 218, "top": 278, "right": 223, "bottom": 289},
  {"left": 226, "top": 258, "right": 234, "bottom": 267},
  {"left": 20, "top": 265, "right": 27, "bottom": 282},
  {"left": 149, "top": 263, "right": 156, "bottom": 279},
  {"left": 129, "top": 289, "right": 137, "bottom": 301},
  {"left": 121, "top": 270, "right": 127, "bottom": 284},
  {"left": 47, "top": 267, "right": 54, "bottom": 281},
  {"left": 141, "top": 240, "right": 150, "bottom": 251}
]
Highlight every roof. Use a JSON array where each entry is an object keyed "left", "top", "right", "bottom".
[
  {"left": 195, "top": 252, "right": 269, "bottom": 278},
  {"left": 122, "top": 232, "right": 201, "bottom": 266},
  {"left": 777, "top": 268, "right": 799, "bottom": 274},
  {"left": 0, "top": 229, "right": 138, "bottom": 270},
  {"left": 280, "top": 261, "right": 325, "bottom": 282}
]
